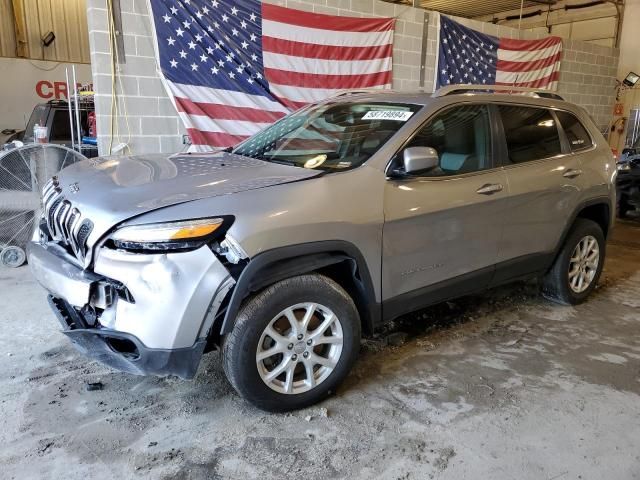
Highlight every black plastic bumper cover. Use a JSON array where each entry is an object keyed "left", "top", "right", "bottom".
[
  {"left": 617, "top": 179, "right": 640, "bottom": 202},
  {"left": 48, "top": 295, "right": 205, "bottom": 379}
]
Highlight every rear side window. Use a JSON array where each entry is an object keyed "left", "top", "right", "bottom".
[
  {"left": 49, "top": 110, "right": 72, "bottom": 141},
  {"left": 498, "top": 105, "right": 562, "bottom": 164},
  {"left": 555, "top": 111, "right": 593, "bottom": 151}
]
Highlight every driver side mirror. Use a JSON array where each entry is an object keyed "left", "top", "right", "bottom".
[{"left": 403, "top": 146, "right": 439, "bottom": 174}]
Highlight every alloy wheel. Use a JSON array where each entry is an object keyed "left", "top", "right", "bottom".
[
  {"left": 256, "top": 302, "right": 343, "bottom": 395},
  {"left": 568, "top": 235, "right": 600, "bottom": 293}
]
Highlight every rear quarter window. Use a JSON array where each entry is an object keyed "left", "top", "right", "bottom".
[{"left": 555, "top": 110, "right": 593, "bottom": 152}]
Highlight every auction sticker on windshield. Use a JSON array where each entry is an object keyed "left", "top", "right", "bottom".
[{"left": 362, "top": 110, "right": 414, "bottom": 121}]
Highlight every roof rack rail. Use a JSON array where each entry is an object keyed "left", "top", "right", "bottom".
[
  {"left": 433, "top": 85, "right": 564, "bottom": 101},
  {"left": 329, "top": 88, "right": 391, "bottom": 98}
]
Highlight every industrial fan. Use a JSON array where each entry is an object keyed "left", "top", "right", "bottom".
[{"left": 0, "top": 144, "right": 87, "bottom": 267}]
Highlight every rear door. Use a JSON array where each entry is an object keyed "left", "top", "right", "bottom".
[
  {"left": 495, "top": 104, "right": 584, "bottom": 280},
  {"left": 382, "top": 103, "right": 509, "bottom": 318}
]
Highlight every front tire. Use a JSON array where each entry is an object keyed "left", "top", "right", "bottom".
[
  {"left": 222, "top": 274, "right": 361, "bottom": 412},
  {"left": 542, "top": 218, "right": 605, "bottom": 305}
]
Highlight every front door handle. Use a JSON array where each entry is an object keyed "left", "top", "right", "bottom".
[
  {"left": 476, "top": 183, "right": 503, "bottom": 195},
  {"left": 563, "top": 169, "right": 583, "bottom": 179}
]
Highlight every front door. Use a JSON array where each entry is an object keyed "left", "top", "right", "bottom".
[{"left": 382, "top": 103, "right": 509, "bottom": 319}]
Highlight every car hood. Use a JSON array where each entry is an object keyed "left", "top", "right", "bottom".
[{"left": 52, "top": 152, "right": 321, "bottom": 248}]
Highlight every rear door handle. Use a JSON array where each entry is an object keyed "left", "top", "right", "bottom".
[
  {"left": 476, "top": 183, "right": 503, "bottom": 195},
  {"left": 563, "top": 169, "right": 583, "bottom": 179}
]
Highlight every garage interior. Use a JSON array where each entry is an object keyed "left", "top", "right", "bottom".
[{"left": 1, "top": 0, "right": 640, "bottom": 479}]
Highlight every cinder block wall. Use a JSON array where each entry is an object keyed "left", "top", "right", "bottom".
[
  {"left": 86, "top": 0, "right": 618, "bottom": 155},
  {"left": 87, "top": 0, "right": 185, "bottom": 155},
  {"left": 556, "top": 40, "right": 619, "bottom": 131}
]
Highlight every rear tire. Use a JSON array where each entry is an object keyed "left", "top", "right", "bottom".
[
  {"left": 222, "top": 274, "right": 361, "bottom": 412},
  {"left": 542, "top": 218, "right": 605, "bottom": 305}
]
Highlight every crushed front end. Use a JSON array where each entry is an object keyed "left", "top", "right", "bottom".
[{"left": 28, "top": 177, "right": 238, "bottom": 379}]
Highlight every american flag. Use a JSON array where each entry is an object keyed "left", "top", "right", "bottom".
[
  {"left": 437, "top": 15, "right": 562, "bottom": 90},
  {"left": 148, "top": 0, "right": 395, "bottom": 149}
]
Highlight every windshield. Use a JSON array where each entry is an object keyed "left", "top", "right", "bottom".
[
  {"left": 25, "top": 105, "right": 48, "bottom": 140},
  {"left": 233, "top": 101, "right": 422, "bottom": 171}
]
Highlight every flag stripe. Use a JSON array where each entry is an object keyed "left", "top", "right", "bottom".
[
  {"left": 268, "top": 82, "right": 392, "bottom": 105},
  {"left": 175, "top": 97, "right": 286, "bottom": 124},
  {"left": 264, "top": 68, "right": 392, "bottom": 89},
  {"left": 262, "top": 51, "right": 392, "bottom": 76},
  {"left": 166, "top": 82, "right": 289, "bottom": 114},
  {"left": 262, "top": 19, "right": 394, "bottom": 48},
  {"left": 499, "top": 36, "right": 562, "bottom": 51},
  {"left": 269, "top": 95, "right": 308, "bottom": 111},
  {"left": 177, "top": 112, "right": 272, "bottom": 136},
  {"left": 496, "top": 64, "right": 559, "bottom": 84},
  {"left": 186, "top": 128, "right": 248, "bottom": 148},
  {"left": 262, "top": 3, "right": 395, "bottom": 32},
  {"left": 262, "top": 36, "right": 393, "bottom": 61},
  {"left": 496, "top": 71, "right": 561, "bottom": 88},
  {"left": 497, "top": 44, "right": 562, "bottom": 63},
  {"left": 497, "top": 51, "right": 561, "bottom": 73}
]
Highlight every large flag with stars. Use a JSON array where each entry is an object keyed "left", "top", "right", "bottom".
[
  {"left": 148, "top": 0, "right": 395, "bottom": 149},
  {"left": 437, "top": 15, "right": 562, "bottom": 90}
]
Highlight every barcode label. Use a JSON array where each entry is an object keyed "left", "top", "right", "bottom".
[{"left": 362, "top": 110, "right": 414, "bottom": 121}]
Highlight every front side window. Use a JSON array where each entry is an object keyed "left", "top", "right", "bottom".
[
  {"left": 233, "top": 102, "right": 422, "bottom": 171},
  {"left": 401, "top": 104, "right": 492, "bottom": 176},
  {"left": 498, "top": 105, "right": 562, "bottom": 164},
  {"left": 555, "top": 111, "right": 593, "bottom": 152}
]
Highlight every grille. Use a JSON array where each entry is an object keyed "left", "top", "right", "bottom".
[{"left": 42, "top": 177, "right": 93, "bottom": 261}]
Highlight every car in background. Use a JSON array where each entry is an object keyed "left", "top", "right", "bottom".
[
  {"left": 616, "top": 145, "right": 640, "bottom": 217},
  {"left": 22, "top": 100, "right": 98, "bottom": 157},
  {"left": 28, "top": 85, "right": 615, "bottom": 411},
  {"left": 1, "top": 129, "right": 25, "bottom": 145}
]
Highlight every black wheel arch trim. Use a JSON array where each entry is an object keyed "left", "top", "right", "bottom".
[
  {"left": 549, "top": 195, "right": 612, "bottom": 270},
  {"left": 219, "top": 240, "right": 380, "bottom": 336}
]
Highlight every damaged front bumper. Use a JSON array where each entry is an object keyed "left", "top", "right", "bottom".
[{"left": 28, "top": 240, "right": 235, "bottom": 379}]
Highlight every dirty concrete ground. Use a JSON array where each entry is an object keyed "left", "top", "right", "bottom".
[{"left": 1, "top": 221, "right": 640, "bottom": 480}]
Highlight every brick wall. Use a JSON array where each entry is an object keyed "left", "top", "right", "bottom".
[{"left": 86, "top": 0, "right": 618, "bottom": 155}]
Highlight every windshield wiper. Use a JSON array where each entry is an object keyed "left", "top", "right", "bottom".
[{"left": 262, "top": 158, "right": 300, "bottom": 167}]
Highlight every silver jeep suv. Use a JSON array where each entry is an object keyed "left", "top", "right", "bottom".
[{"left": 28, "top": 86, "right": 615, "bottom": 411}]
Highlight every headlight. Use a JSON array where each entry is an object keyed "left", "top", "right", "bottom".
[
  {"left": 617, "top": 162, "right": 631, "bottom": 172},
  {"left": 110, "top": 218, "right": 225, "bottom": 251}
]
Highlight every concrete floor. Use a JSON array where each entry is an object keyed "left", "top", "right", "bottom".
[{"left": 1, "top": 221, "right": 640, "bottom": 480}]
